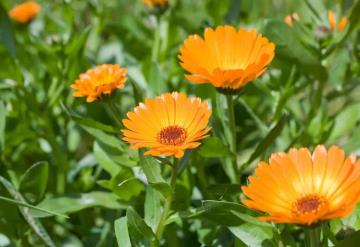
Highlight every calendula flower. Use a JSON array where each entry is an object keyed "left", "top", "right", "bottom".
[
  {"left": 242, "top": 145, "right": 360, "bottom": 225},
  {"left": 9, "top": 1, "right": 41, "bottom": 24},
  {"left": 143, "top": 0, "right": 168, "bottom": 7},
  {"left": 328, "top": 10, "right": 348, "bottom": 32},
  {"left": 179, "top": 25, "right": 275, "bottom": 94},
  {"left": 122, "top": 92, "right": 211, "bottom": 158},
  {"left": 284, "top": 12, "right": 300, "bottom": 27},
  {"left": 71, "top": 64, "right": 127, "bottom": 103}
]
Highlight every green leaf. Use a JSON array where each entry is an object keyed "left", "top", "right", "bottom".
[
  {"left": 195, "top": 200, "right": 246, "bottom": 215},
  {"left": 144, "top": 187, "right": 161, "bottom": 232},
  {"left": 336, "top": 230, "right": 360, "bottom": 247},
  {"left": 329, "top": 103, "right": 360, "bottom": 141},
  {"left": 98, "top": 167, "right": 144, "bottom": 201},
  {"left": 328, "top": 49, "right": 350, "bottom": 88},
  {"left": 82, "top": 126, "right": 125, "bottom": 149},
  {"left": 150, "top": 182, "right": 172, "bottom": 198},
  {"left": 142, "top": 59, "right": 166, "bottom": 96},
  {"left": 197, "top": 137, "right": 234, "bottom": 158},
  {"left": 126, "top": 207, "right": 158, "bottom": 246},
  {"left": 303, "top": 0, "right": 325, "bottom": 20},
  {"left": 116, "top": 176, "right": 144, "bottom": 201},
  {"left": 205, "top": 184, "right": 242, "bottom": 196},
  {"left": 31, "top": 192, "right": 127, "bottom": 218},
  {"left": 0, "top": 101, "right": 5, "bottom": 151},
  {"left": 140, "top": 156, "right": 165, "bottom": 183},
  {"left": 0, "top": 4, "right": 16, "bottom": 57},
  {"left": 243, "top": 115, "right": 287, "bottom": 170},
  {"left": 263, "top": 19, "right": 326, "bottom": 81},
  {"left": 65, "top": 26, "right": 91, "bottom": 55},
  {"left": 114, "top": 217, "right": 131, "bottom": 247},
  {"left": 0, "top": 195, "right": 67, "bottom": 218},
  {"left": 19, "top": 162, "right": 49, "bottom": 204},
  {"left": 140, "top": 155, "right": 171, "bottom": 198},
  {"left": 187, "top": 200, "right": 247, "bottom": 226},
  {"left": 0, "top": 176, "right": 56, "bottom": 247},
  {"left": 343, "top": 126, "right": 360, "bottom": 153},
  {"left": 228, "top": 223, "right": 274, "bottom": 247},
  {"left": 62, "top": 104, "right": 119, "bottom": 133},
  {"left": 230, "top": 211, "right": 272, "bottom": 228},
  {"left": 347, "top": 0, "right": 360, "bottom": 36},
  {"left": 93, "top": 142, "right": 121, "bottom": 175},
  {"left": 62, "top": 102, "right": 125, "bottom": 149}
]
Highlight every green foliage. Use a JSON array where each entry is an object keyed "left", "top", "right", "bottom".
[{"left": 0, "top": 0, "right": 360, "bottom": 246}]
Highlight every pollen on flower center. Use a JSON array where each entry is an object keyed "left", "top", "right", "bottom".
[
  {"left": 294, "top": 195, "right": 325, "bottom": 214},
  {"left": 158, "top": 125, "right": 187, "bottom": 146}
]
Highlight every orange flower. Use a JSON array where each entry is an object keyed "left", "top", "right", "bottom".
[
  {"left": 9, "top": 1, "right": 41, "bottom": 24},
  {"left": 284, "top": 12, "right": 300, "bottom": 27},
  {"left": 71, "top": 64, "right": 127, "bottom": 103},
  {"left": 143, "top": 0, "right": 168, "bottom": 7},
  {"left": 328, "top": 11, "right": 337, "bottom": 32},
  {"left": 328, "top": 10, "right": 348, "bottom": 32},
  {"left": 338, "top": 16, "right": 348, "bottom": 32},
  {"left": 122, "top": 92, "right": 211, "bottom": 158},
  {"left": 179, "top": 26, "right": 275, "bottom": 93},
  {"left": 242, "top": 145, "right": 360, "bottom": 225}
]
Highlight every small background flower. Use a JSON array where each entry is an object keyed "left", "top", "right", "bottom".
[
  {"left": 143, "top": 0, "right": 168, "bottom": 7},
  {"left": 71, "top": 64, "right": 127, "bottom": 103},
  {"left": 328, "top": 10, "right": 348, "bottom": 32},
  {"left": 9, "top": 1, "right": 40, "bottom": 23}
]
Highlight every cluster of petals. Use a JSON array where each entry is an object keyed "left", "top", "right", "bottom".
[
  {"left": 71, "top": 64, "right": 127, "bottom": 103},
  {"left": 242, "top": 145, "right": 360, "bottom": 225},
  {"left": 143, "top": 0, "right": 168, "bottom": 7},
  {"left": 121, "top": 92, "right": 211, "bottom": 158},
  {"left": 284, "top": 11, "right": 348, "bottom": 33},
  {"left": 179, "top": 25, "right": 275, "bottom": 92},
  {"left": 9, "top": 1, "right": 41, "bottom": 24},
  {"left": 284, "top": 12, "right": 300, "bottom": 27},
  {"left": 328, "top": 10, "right": 348, "bottom": 32}
]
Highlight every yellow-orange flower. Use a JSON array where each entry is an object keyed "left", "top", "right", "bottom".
[
  {"left": 143, "top": 0, "right": 168, "bottom": 7},
  {"left": 242, "top": 145, "right": 360, "bottom": 225},
  {"left": 122, "top": 92, "right": 211, "bottom": 158},
  {"left": 284, "top": 13, "right": 300, "bottom": 27},
  {"left": 337, "top": 16, "right": 348, "bottom": 32},
  {"left": 179, "top": 25, "right": 275, "bottom": 93},
  {"left": 71, "top": 64, "right": 127, "bottom": 103},
  {"left": 9, "top": 1, "right": 41, "bottom": 24},
  {"left": 328, "top": 10, "right": 348, "bottom": 32}
]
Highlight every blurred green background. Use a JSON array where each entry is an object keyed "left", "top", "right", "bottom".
[{"left": 0, "top": 0, "right": 360, "bottom": 246}]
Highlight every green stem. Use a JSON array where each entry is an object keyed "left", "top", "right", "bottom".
[
  {"left": 305, "top": 226, "right": 321, "bottom": 247},
  {"left": 108, "top": 100, "right": 122, "bottom": 127},
  {"left": 155, "top": 159, "right": 178, "bottom": 240},
  {"left": 226, "top": 95, "right": 239, "bottom": 183},
  {"left": 151, "top": 16, "right": 161, "bottom": 62}
]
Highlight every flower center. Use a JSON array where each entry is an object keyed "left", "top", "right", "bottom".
[
  {"left": 293, "top": 195, "right": 324, "bottom": 214},
  {"left": 158, "top": 125, "right": 187, "bottom": 146}
]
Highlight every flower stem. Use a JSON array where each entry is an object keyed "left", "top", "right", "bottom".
[
  {"left": 108, "top": 100, "right": 122, "bottom": 127},
  {"left": 155, "top": 159, "right": 178, "bottom": 240},
  {"left": 151, "top": 16, "right": 161, "bottom": 62},
  {"left": 226, "top": 95, "right": 239, "bottom": 183},
  {"left": 304, "top": 226, "right": 321, "bottom": 247}
]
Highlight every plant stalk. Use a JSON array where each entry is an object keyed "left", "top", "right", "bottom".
[
  {"left": 226, "top": 95, "right": 239, "bottom": 183},
  {"left": 155, "top": 159, "right": 178, "bottom": 240},
  {"left": 304, "top": 226, "right": 321, "bottom": 247},
  {"left": 107, "top": 100, "right": 122, "bottom": 127},
  {"left": 151, "top": 16, "right": 161, "bottom": 62}
]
